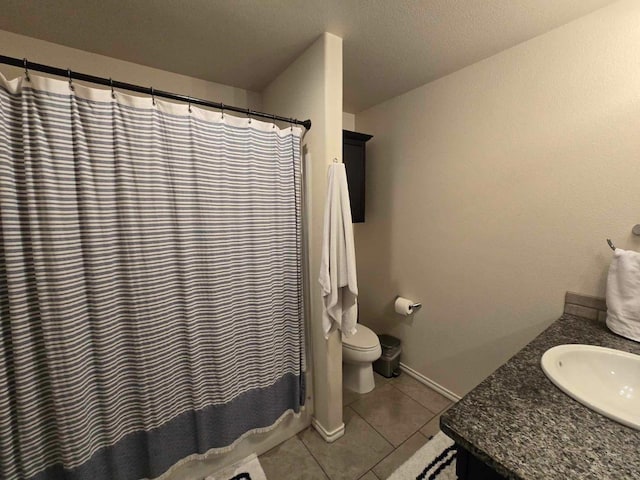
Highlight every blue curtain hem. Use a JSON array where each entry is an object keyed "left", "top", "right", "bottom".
[{"left": 32, "top": 373, "right": 303, "bottom": 480}]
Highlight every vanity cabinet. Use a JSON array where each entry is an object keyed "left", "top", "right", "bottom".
[
  {"left": 456, "top": 446, "right": 506, "bottom": 480},
  {"left": 343, "top": 129, "right": 372, "bottom": 223},
  {"left": 441, "top": 312, "right": 640, "bottom": 480}
]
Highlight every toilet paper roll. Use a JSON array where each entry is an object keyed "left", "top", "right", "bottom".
[{"left": 395, "top": 297, "right": 417, "bottom": 316}]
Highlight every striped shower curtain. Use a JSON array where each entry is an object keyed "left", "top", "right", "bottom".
[{"left": 0, "top": 73, "right": 305, "bottom": 480}]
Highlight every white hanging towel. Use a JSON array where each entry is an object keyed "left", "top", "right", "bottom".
[
  {"left": 606, "top": 248, "right": 640, "bottom": 342},
  {"left": 319, "top": 162, "right": 358, "bottom": 338}
]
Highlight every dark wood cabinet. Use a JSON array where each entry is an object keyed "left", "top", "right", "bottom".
[
  {"left": 343, "top": 129, "right": 372, "bottom": 223},
  {"left": 456, "top": 444, "right": 507, "bottom": 480}
]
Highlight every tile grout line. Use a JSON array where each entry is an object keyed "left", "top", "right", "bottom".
[
  {"left": 302, "top": 407, "right": 393, "bottom": 480},
  {"left": 349, "top": 399, "right": 397, "bottom": 450},
  {"left": 356, "top": 470, "right": 381, "bottom": 480},
  {"left": 387, "top": 380, "right": 443, "bottom": 418},
  {"left": 368, "top": 427, "right": 429, "bottom": 477},
  {"left": 327, "top": 380, "right": 450, "bottom": 479},
  {"left": 266, "top": 379, "right": 451, "bottom": 480},
  {"left": 352, "top": 381, "right": 440, "bottom": 447},
  {"left": 382, "top": 380, "right": 452, "bottom": 441},
  {"left": 386, "top": 381, "right": 443, "bottom": 433},
  {"left": 297, "top": 429, "right": 333, "bottom": 480},
  {"left": 341, "top": 406, "right": 397, "bottom": 477}
]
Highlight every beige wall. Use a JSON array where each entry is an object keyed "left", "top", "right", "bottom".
[
  {"left": 354, "top": 0, "right": 640, "bottom": 396},
  {"left": 0, "top": 29, "right": 261, "bottom": 110},
  {"left": 263, "top": 33, "right": 345, "bottom": 440},
  {"left": 343, "top": 112, "right": 356, "bottom": 131}
]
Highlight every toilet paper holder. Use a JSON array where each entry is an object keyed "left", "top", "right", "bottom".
[{"left": 394, "top": 296, "right": 422, "bottom": 315}]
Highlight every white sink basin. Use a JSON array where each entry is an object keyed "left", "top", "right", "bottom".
[{"left": 541, "top": 344, "right": 640, "bottom": 430}]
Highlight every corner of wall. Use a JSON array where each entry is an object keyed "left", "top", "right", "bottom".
[{"left": 262, "top": 32, "right": 344, "bottom": 438}]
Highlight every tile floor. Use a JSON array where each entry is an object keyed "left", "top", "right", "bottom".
[{"left": 259, "top": 372, "right": 455, "bottom": 480}]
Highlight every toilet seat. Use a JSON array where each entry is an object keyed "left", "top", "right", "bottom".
[{"left": 343, "top": 325, "right": 379, "bottom": 352}]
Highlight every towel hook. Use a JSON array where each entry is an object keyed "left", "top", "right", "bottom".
[{"left": 607, "top": 238, "right": 616, "bottom": 251}]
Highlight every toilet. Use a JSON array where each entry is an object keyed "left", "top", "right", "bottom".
[{"left": 342, "top": 324, "right": 382, "bottom": 394}]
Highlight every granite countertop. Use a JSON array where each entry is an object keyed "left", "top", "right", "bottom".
[{"left": 440, "top": 313, "right": 640, "bottom": 480}]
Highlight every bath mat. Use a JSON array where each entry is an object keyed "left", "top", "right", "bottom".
[
  {"left": 388, "top": 431, "right": 456, "bottom": 480},
  {"left": 205, "top": 454, "right": 267, "bottom": 480}
]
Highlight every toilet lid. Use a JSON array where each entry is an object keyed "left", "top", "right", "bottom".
[{"left": 343, "top": 325, "right": 379, "bottom": 352}]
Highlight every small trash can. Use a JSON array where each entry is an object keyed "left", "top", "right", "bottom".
[{"left": 373, "top": 334, "right": 401, "bottom": 378}]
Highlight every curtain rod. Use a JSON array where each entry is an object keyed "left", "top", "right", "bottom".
[{"left": 0, "top": 54, "right": 312, "bottom": 131}]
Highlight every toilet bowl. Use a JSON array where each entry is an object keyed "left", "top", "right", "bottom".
[{"left": 342, "top": 324, "right": 382, "bottom": 394}]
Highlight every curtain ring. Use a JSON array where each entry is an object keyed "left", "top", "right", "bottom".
[
  {"left": 23, "top": 58, "right": 30, "bottom": 82},
  {"left": 220, "top": 103, "right": 225, "bottom": 119},
  {"left": 109, "top": 78, "right": 116, "bottom": 99},
  {"left": 289, "top": 117, "right": 294, "bottom": 131},
  {"left": 272, "top": 113, "right": 276, "bottom": 129},
  {"left": 247, "top": 109, "right": 252, "bottom": 124},
  {"left": 187, "top": 96, "right": 192, "bottom": 113},
  {"left": 150, "top": 87, "right": 156, "bottom": 106},
  {"left": 67, "top": 68, "right": 74, "bottom": 90}
]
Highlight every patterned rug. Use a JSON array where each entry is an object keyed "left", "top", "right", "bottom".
[
  {"left": 206, "top": 454, "right": 267, "bottom": 480},
  {"left": 389, "top": 432, "right": 456, "bottom": 480}
]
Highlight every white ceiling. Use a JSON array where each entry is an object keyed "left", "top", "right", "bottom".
[{"left": 0, "top": 0, "right": 618, "bottom": 112}]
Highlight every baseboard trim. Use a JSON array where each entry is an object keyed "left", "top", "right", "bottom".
[
  {"left": 311, "top": 418, "right": 345, "bottom": 443},
  {"left": 399, "top": 362, "right": 462, "bottom": 402}
]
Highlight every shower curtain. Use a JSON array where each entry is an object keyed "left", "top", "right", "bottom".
[{"left": 0, "top": 73, "right": 305, "bottom": 480}]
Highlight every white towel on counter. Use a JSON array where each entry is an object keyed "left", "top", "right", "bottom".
[
  {"left": 606, "top": 248, "right": 640, "bottom": 342},
  {"left": 319, "top": 163, "right": 358, "bottom": 338}
]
